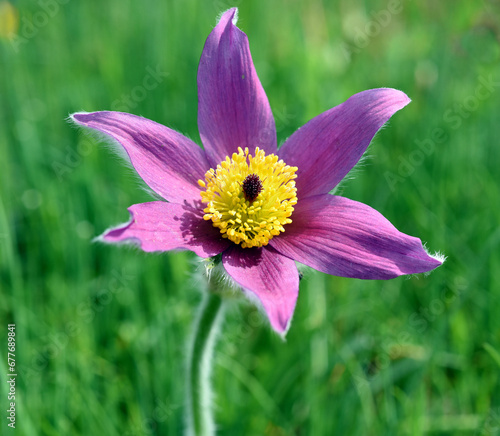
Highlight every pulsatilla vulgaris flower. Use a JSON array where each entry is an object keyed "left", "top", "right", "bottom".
[{"left": 71, "top": 8, "right": 443, "bottom": 334}]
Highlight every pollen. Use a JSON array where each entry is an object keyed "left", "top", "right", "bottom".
[{"left": 199, "top": 147, "right": 298, "bottom": 248}]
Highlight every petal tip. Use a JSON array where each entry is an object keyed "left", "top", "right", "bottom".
[
  {"left": 68, "top": 111, "right": 91, "bottom": 125},
  {"left": 412, "top": 245, "right": 445, "bottom": 278},
  {"left": 92, "top": 232, "right": 139, "bottom": 247},
  {"left": 252, "top": 286, "right": 296, "bottom": 336},
  {"left": 96, "top": 210, "right": 137, "bottom": 245},
  {"left": 218, "top": 7, "right": 238, "bottom": 26},
  {"left": 97, "top": 228, "right": 143, "bottom": 250},
  {"left": 378, "top": 87, "right": 411, "bottom": 109},
  {"left": 272, "top": 317, "right": 293, "bottom": 338},
  {"left": 91, "top": 234, "right": 104, "bottom": 244},
  {"left": 257, "top": 298, "right": 294, "bottom": 337},
  {"left": 392, "top": 88, "right": 412, "bottom": 108},
  {"left": 222, "top": 246, "right": 299, "bottom": 336},
  {"left": 426, "top": 249, "right": 446, "bottom": 268}
]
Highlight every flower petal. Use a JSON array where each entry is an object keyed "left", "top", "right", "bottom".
[
  {"left": 222, "top": 245, "right": 299, "bottom": 335},
  {"left": 100, "top": 201, "right": 230, "bottom": 258},
  {"left": 197, "top": 8, "right": 277, "bottom": 167},
  {"left": 270, "top": 195, "right": 443, "bottom": 279},
  {"left": 278, "top": 88, "right": 410, "bottom": 198},
  {"left": 71, "top": 111, "right": 210, "bottom": 204}
]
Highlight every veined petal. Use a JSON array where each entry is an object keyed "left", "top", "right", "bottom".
[
  {"left": 197, "top": 8, "right": 277, "bottom": 167},
  {"left": 71, "top": 111, "right": 210, "bottom": 204},
  {"left": 278, "top": 88, "right": 410, "bottom": 198},
  {"left": 222, "top": 245, "right": 299, "bottom": 335},
  {"left": 100, "top": 201, "right": 230, "bottom": 258},
  {"left": 270, "top": 195, "right": 443, "bottom": 279}
]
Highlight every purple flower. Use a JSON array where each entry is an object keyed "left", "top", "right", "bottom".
[{"left": 71, "top": 8, "right": 443, "bottom": 335}]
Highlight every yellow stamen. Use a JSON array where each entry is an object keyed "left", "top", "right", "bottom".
[{"left": 199, "top": 147, "right": 298, "bottom": 248}]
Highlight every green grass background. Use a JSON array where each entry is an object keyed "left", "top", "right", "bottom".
[{"left": 1, "top": 0, "right": 500, "bottom": 434}]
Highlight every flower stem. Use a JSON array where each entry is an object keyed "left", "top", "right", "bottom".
[{"left": 186, "top": 286, "right": 224, "bottom": 436}]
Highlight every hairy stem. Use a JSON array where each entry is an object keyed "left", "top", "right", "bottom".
[{"left": 186, "top": 287, "right": 224, "bottom": 436}]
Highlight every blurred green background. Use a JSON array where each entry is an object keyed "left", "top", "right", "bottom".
[{"left": 1, "top": 0, "right": 499, "bottom": 434}]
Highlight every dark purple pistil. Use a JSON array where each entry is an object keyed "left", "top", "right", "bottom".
[{"left": 242, "top": 173, "right": 263, "bottom": 202}]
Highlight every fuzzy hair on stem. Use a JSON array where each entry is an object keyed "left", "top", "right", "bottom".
[{"left": 185, "top": 284, "right": 225, "bottom": 436}]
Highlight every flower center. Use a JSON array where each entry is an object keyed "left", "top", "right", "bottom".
[
  {"left": 242, "top": 173, "right": 263, "bottom": 203},
  {"left": 198, "top": 147, "right": 298, "bottom": 248}
]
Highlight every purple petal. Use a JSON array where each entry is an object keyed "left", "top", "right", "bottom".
[
  {"left": 222, "top": 245, "right": 299, "bottom": 335},
  {"left": 71, "top": 111, "right": 210, "bottom": 204},
  {"left": 270, "top": 195, "right": 443, "bottom": 279},
  {"left": 197, "top": 8, "right": 277, "bottom": 167},
  {"left": 100, "top": 201, "right": 230, "bottom": 258},
  {"left": 278, "top": 88, "right": 411, "bottom": 198}
]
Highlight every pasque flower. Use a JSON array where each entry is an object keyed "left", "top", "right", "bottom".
[{"left": 71, "top": 8, "right": 443, "bottom": 334}]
